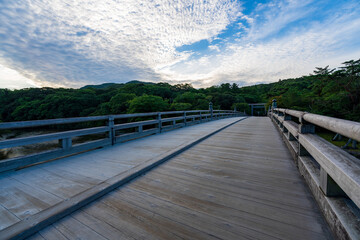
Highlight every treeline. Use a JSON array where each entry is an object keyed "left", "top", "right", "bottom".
[
  {"left": 0, "top": 59, "right": 359, "bottom": 122},
  {"left": 263, "top": 59, "right": 360, "bottom": 121}
]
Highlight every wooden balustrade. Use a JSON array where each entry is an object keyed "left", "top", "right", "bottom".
[
  {"left": 269, "top": 108, "right": 360, "bottom": 239},
  {"left": 0, "top": 108, "right": 242, "bottom": 173}
]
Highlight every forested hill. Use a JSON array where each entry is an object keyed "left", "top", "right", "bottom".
[{"left": 0, "top": 59, "right": 359, "bottom": 122}]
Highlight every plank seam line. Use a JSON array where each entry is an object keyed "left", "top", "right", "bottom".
[{"left": 0, "top": 117, "right": 247, "bottom": 240}]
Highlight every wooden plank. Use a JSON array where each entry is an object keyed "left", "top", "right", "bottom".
[
  {"left": 52, "top": 215, "right": 107, "bottom": 240},
  {"left": 86, "top": 200, "right": 196, "bottom": 240},
  {"left": 164, "top": 160, "right": 309, "bottom": 196},
  {"left": 38, "top": 166, "right": 102, "bottom": 187},
  {"left": 143, "top": 168, "right": 321, "bottom": 218},
  {"left": 283, "top": 120, "right": 299, "bottom": 138},
  {"left": 18, "top": 117, "right": 332, "bottom": 240},
  {"left": 298, "top": 156, "right": 360, "bottom": 240},
  {"left": 0, "top": 204, "right": 20, "bottom": 231},
  {"left": 161, "top": 159, "right": 313, "bottom": 199},
  {"left": 0, "top": 126, "right": 109, "bottom": 149},
  {"left": 0, "top": 116, "right": 108, "bottom": 130},
  {"left": 37, "top": 225, "right": 68, "bottom": 240},
  {"left": 113, "top": 119, "right": 158, "bottom": 130},
  {"left": 303, "top": 113, "right": 360, "bottom": 142},
  {"left": 0, "top": 138, "right": 111, "bottom": 174},
  {"left": 0, "top": 117, "right": 244, "bottom": 240},
  {"left": 71, "top": 209, "right": 133, "bottom": 239},
  {"left": 24, "top": 233, "right": 46, "bottom": 240},
  {"left": 128, "top": 179, "right": 327, "bottom": 239},
  {"left": 11, "top": 168, "right": 92, "bottom": 199},
  {"left": 110, "top": 187, "right": 278, "bottom": 240},
  {"left": 299, "top": 133, "right": 360, "bottom": 208},
  {"left": 116, "top": 128, "right": 159, "bottom": 142},
  {"left": 174, "top": 152, "right": 301, "bottom": 180},
  {"left": 81, "top": 201, "right": 156, "bottom": 240},
  {"left": 0, "top": 177, "right": 62, "bottom": 220},
  {"left": 35, "top": 155, "right": 123, "bottom": 181}
]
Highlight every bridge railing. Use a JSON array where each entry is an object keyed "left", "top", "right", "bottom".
[
  {"left": 269, "top": 108, "right": 360, "bottom": 239},
  {"left": 0, "top": 109, "right": 242, "bottom": 173}
]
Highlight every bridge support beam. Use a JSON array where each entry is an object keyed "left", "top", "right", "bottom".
[
  {"left": 157, "top": 113, "right": 162, "bottom": 133},
  {"left": 108, "top": 116, "right": 115, "bottom": 145},
  {"left": 60, "top": 138, "right": 72, "bottom": 150},
  {"left": 320, "top": 168, "right": 346, "bottom": 197},
  {"left": 270, "top": 108, "right": 360, "bottom": 240},
  {"left": 299, "top": 115, "right": 315, "bottom": 134}
]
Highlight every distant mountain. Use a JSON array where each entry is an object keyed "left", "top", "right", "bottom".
[
  {"left": 81, "top": 83, "right": 118, "bottom": 89},
  {"left": 126, "top": 80, "right": 154, "bottom": 85},
  {"left": 81, "top": 80, "right": 154, "bottom": 89}
]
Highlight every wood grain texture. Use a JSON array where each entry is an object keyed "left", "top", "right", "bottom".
[
  {"left": 0, "top": 117, "right": 244, "bottom": 239},
  {"left": 24, "top": 117, "right": 332, "bottom": 240}
]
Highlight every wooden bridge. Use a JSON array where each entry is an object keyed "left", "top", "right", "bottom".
[{"left": 0, "top": 108, "right": 359, "bottom": 239}]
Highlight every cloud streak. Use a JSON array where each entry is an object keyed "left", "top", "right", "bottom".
[
  {"left": 0, "top": 0, "right": 359, "bottom": 89},
  {"left": 158, "top": 0, "right": 360, "bottom": 87},
  {"left": 0, "top": 0, "right": 241, "bottom": 88}
]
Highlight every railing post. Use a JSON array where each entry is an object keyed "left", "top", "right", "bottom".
[
  {"left": 108, "top": 116, "right": 115, "bottom": 145},
  {"left": 284, "top": 112, "right": 291, "bottom": 121},
  {"left": 298, "top": 113, "right": 315, "bottom": 134},
  {"left": 138, "top": 125, "right": 143, "bottom": 133},
  {"left": 320, "top": 168, "right": 346, "bottom": 197},
  {"left": 184, "top": 112, "right": 187, "bottom": 126},
  {"left": 209, "top": 102, "right": 213, "bottom": 120},
  {"left": 157, "top": 113, "right": 162, "bottom": 133},
  {"left": 272, "top": 99, "right": 277, "bottom": 109},
  {"left": 199, "top": 112, "right": 202, "bottom": 123},
  {"left": 59, "top": 138, "right": 72, "bottom": 150}
]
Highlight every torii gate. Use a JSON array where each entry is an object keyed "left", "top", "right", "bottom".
[{"left": 248, "top": 103, "right": 267, "bottom": 116}]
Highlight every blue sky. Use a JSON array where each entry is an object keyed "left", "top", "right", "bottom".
[{"left": 0, "top": 0, "right": 359, "bottom": 89}]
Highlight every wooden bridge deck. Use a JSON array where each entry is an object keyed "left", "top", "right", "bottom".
[{"left": 21, "top": 117, "right": 332, "bottom": 240}]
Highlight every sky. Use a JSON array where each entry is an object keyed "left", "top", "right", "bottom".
[{"left": 0, "top": 0, "right": 359, "bottom": 89}]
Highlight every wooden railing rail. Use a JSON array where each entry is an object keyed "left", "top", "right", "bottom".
[
  {"left": 275, "top": 108, "right": 360, "bottom": 142},
  {"left": 269, "top": 107, "right": 360, "bottom": 239},
  {"left": 0, "top": 107, "right": 243, "bottom": 173}
]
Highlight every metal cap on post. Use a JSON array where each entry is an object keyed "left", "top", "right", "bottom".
[
  {"left": 209, "top": 102, "right": 213, "bottom": 120},
  {"left": 272, "top": 99, "right": 277, "bottom": 109}
]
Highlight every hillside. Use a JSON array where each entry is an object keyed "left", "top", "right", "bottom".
[{"left": 0, "top": 59, "right": 359, "bottom": 122}]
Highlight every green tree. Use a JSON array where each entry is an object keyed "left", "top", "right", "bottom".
[
  {"left": 108, "top": 93, "right": 136, "bottom": 114},
  {"left": 128, "top": 95, "right": 169, "bottom": 113},
  {"left": 170, "top": 103, "right": 192, "bottom": 111},
  {"left": 232, "top": 103, "right": 250, "bottom": 114}
]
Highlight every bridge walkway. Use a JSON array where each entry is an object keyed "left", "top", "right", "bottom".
[
  {"left": 0, "top": 117, "right": 243, "bottom": 237},
  {"left": 25, "top": 117, "right": 332, "bottom": 240}
]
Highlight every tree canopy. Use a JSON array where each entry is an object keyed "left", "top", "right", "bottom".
[{"left": 0, "top": 59, "right": 359, "bottom": 122}]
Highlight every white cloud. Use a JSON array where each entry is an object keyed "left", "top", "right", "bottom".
[
  {"left": 209, "top": 45, "right": 221, "bottom": 52},
  {"left": 0, "top": 64, "right": 40, "bottom": 89},
  {"left": 0, "top": 0, "right": 359, "bottom": 89},
  {"left": 0, "top": 0, "right": 242, "bottom": 88},
  {"left": 157, "top": 0, "right": 360, "bottom": 87}
]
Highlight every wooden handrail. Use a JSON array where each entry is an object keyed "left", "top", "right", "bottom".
[
  {"left": 273, "top": 108, "right": 360, "bottom": 142},
  {"left": 269, "top": 109, "right": 360, "bottom": 239},
  {"left": 0, "top": 108, "right": 243, "bottom": 173}
]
